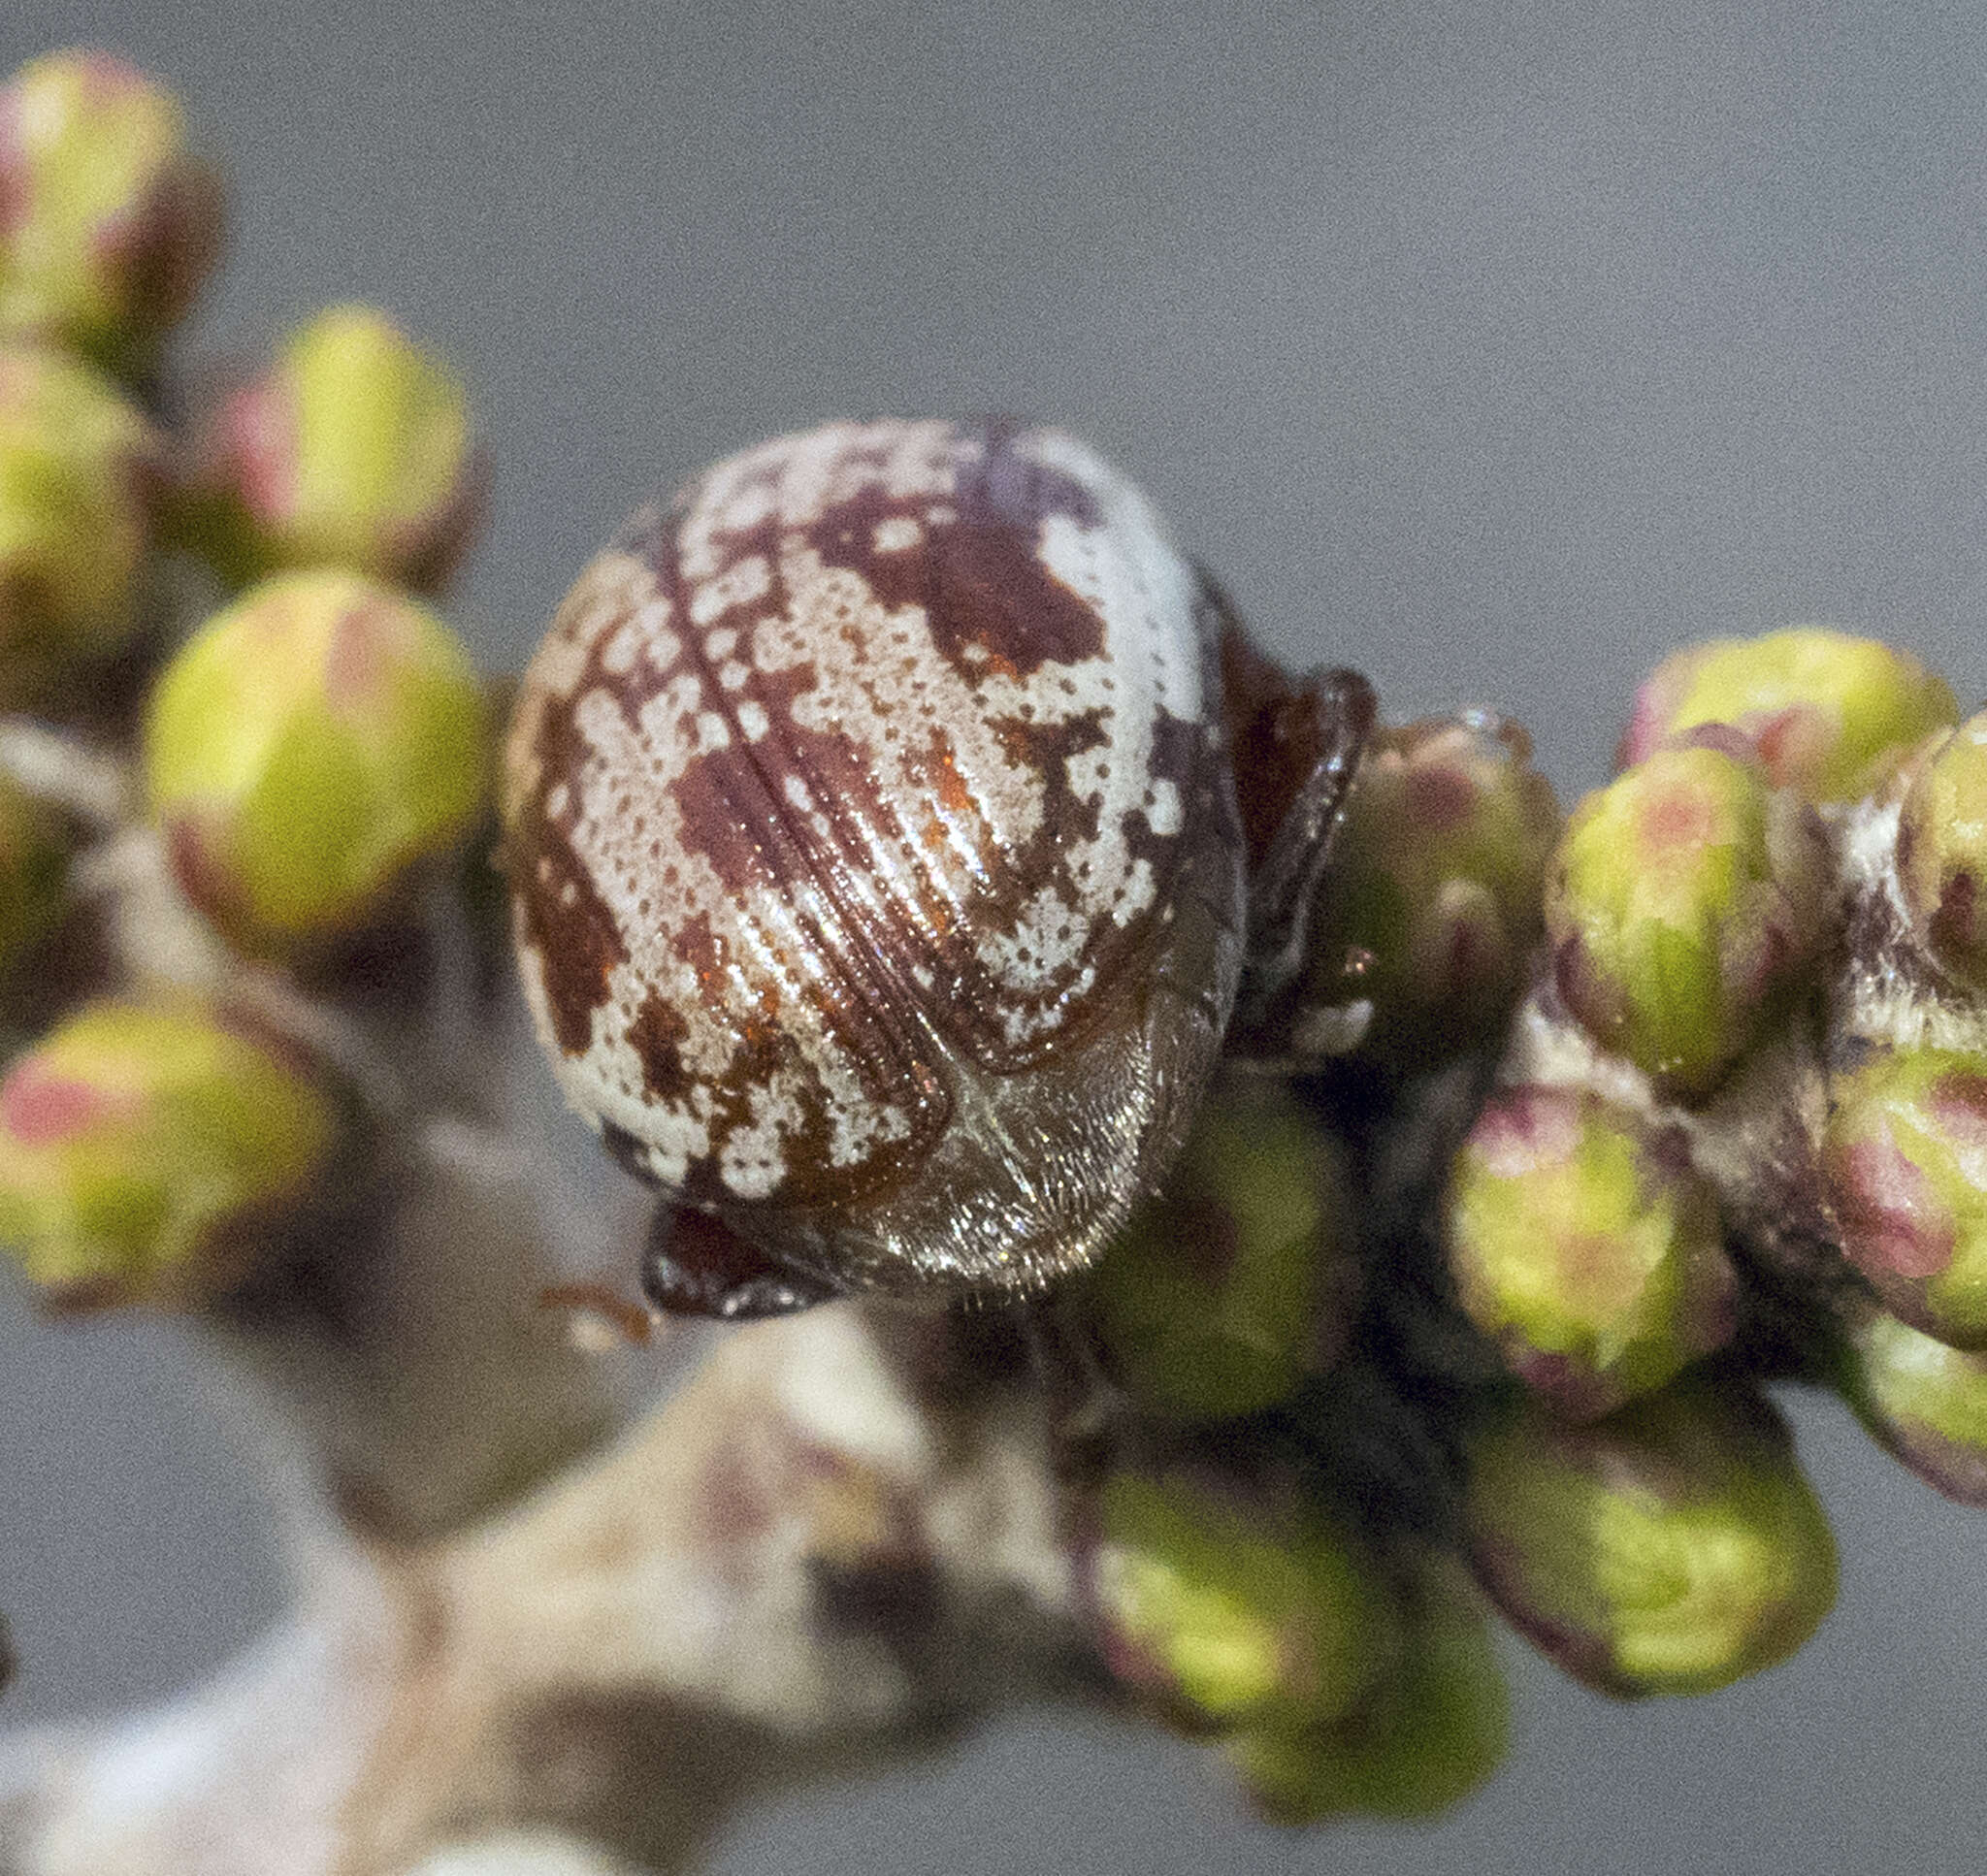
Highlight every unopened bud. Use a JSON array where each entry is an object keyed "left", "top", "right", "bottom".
[
  {"left": 1089, "top": 1079, "right": 1355, "bottom": 1419},
  {"left": 1229, "top": 1567, "right": 1509, "bottom": 1823},
  {"left": 1084, "top": 1469, "right": 1393, "bottom": 1734},
  {"left": 1824, "top": 1044, "right": 1987, "bottom": 1348},
  {"left": 0, "top": 341, "right": 161, "bottom": 701},
  {"left": 1547, "top": 744, "right": 1824, "bottom": 1095},
  {"left": 1303, "top": 711, "right": 1560, "bottom": 1064},
  {"left": 1839, "top": 1310, "right": 1987, "bottom": 1505},
  {"left": 145, "top": 568, "right": 489, "bottom": 953},
  {"left": 1896, "top": 710, "right": 1987, "bottom": 992},
  {"left": 178, "top": 304, "right": 481, "bottom": 591},
  {"left": 1618, "top": 628, "right": 1958, "bottom": 806},
  {"left": 1464, "top": 1382, "right": 1837, "bottom": 1698},
  {"left": 0, "top": 998, "right": 336, "bottom": 1305},
  {"left": 1447, "top": 1086, "right": 1736, "bottom": 1418},
  {"left": 0, "top": 50, "right": 223, "bottom": 369}
]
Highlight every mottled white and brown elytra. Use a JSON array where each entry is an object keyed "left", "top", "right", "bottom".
[{"left": 504, "top": 418, "right": 1247, "bottom": 1312}]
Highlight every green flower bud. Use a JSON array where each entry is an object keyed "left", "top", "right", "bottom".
[
  {"left": 1896, "top": 710, "right": 1987, "bottom": 991},
  {"left": 1228, "top": 1569, "right": 1509, "bottom": 1824},
  {"left": 0, "top": 50, "right": 224, "bottom": 369},
  {"left": 1447, "top": 1086, "right": 1736, "bottom": 1418},
  {"left": 178, "top": 304, "right": 482, "bottom": 592},
  {"left": 0, "top": 998, "right": 336, "bottom": 1305},
  {"left": 1090, "top": 1079, "right": 1355, "bottom": 1419},
  {"left": 1301, "top": 711, "right": 1561, "bottom": 1064},
  {"left": 1086, "top": 1470, "right": 1394, "bottom": 1734},
  {"left": 1839, "top": 1310, "right": 1987, "bottom": 1505},
  {"left": 1618, "top": 629, "right": 1959, "bottom": 806},
  {"left": 1463, "top": 1382, "right": 1837, "bottom": 1698},
  {"left": 145, "top": 569, "right": 490, "bottom": 953},
  {"left": 1547, "top": 744, "right": 1824, "bottom": 1095},
  {"left": 0, "top": 340, "right": 161, "bottom": 700},
  {"left": 1824, "top": 1044, "right": 1987, "bottom": 1348}
]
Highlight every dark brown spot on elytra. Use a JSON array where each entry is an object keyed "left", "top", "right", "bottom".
[
  {"left": 513, "top": 839, "right": 628, "bottom": 1057},
  {"left": 626, "top": 989, "right": 692, "bottom": 1104},
  {"left": 509, "top": 653, "right": 638, "bottom": 1054},
  {"left": 806, "top": 429, "right": 1105, "bottom": 681}
]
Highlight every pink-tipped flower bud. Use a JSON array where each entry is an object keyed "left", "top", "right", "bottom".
[
  {"left": 1301, "top": 710, "right": 1561, "bottom": 1066},
  {"left": 1447, "top": 1085, "right": 1737, "bottom": 1418},
  {"left": 145, "top": 568, "right": 490, "bottom": 954},
  {"left": 178, "top": 304, "right": 482, "bottom": 592},
  {"left": 1824, "top": 1043, "right": 1987, "bottom": 1349},
  {"left": 1464, "top": 1382, "right": 1838, "bottom": 1698},
  {"left": 1839, "top": 1310, "right": 1987, "bottom": 1506},
  {"left": 0, "top": 340, "right": 162, "bottom": 702},
  {"left": 0, "top": 997, "right": 336, "bottom": 1307},
  {"left": 1546, "top": 744, "right": 1825, "bottom": 1096},
  {"left": 1617, "top": 628, "right": 1957, "bottom": 806},
  {"left": 0, "top": 50, "right": 224, "bottom": 370}
]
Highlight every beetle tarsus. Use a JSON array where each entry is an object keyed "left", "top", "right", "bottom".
[{"left": 641, "top": 1205, "right": 842, "bottom": 1319}]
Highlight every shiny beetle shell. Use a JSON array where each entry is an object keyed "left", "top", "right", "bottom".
[{"left": 503, "top": 418, "right": 1245, "bottom": 1305}]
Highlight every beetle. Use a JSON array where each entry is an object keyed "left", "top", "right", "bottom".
[{"left": 503, "top": 418, "right": 1371, "bottom": 1317}]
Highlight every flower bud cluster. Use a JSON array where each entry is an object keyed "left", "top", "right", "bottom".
[
  {"left": 0, "top": 49, "right": 494, "bottom": 1308},
  {"left": 1064, "top": 629, "right": 1970, "bottom": 1780},
  {"left": 1427, "top": 626, "right": 1987, "bottom": 1711}
]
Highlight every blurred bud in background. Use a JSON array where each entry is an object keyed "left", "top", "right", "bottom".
[
  {"left": 0, "top": 49, "right": 223, "bottom": 372},
  {"left": 145, "top": 567, "right": 490, "bottom": 955},
  {"left": 0, "top": 765, "right": 74, "bottom": 982},
  {"left": 0, "top": 340, "right": 162, "bottom": 704},
  {"left": 1228, "top": 1560, "right": 1509, "bottom": 1825},
  {"left": 175, "top": 304, "right": 483, "bottom": 593},
  {"left": 1082, "top": 1467, "right": 1396, "bottom": 1737},
  {"left": 1088, "top": 1077, "right": 1357, "bottom": 1420},
  {"left": 0, "top": 997, "right": 336, "bottom": 1307}
]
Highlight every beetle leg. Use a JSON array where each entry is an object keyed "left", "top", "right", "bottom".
[
  {"left": 1204, "top": 587, "right": 1377, "bottom": 1029},
  {"left": 1241, "top": 664, "right": 1376, "bottom": 1005},
  {"left": 641, "top": 1205, "right": 842, "bottom": 1319}
]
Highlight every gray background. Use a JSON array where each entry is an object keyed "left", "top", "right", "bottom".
[{"left": 3, "top": 1, "right": 1986, "bottom": 1870}]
